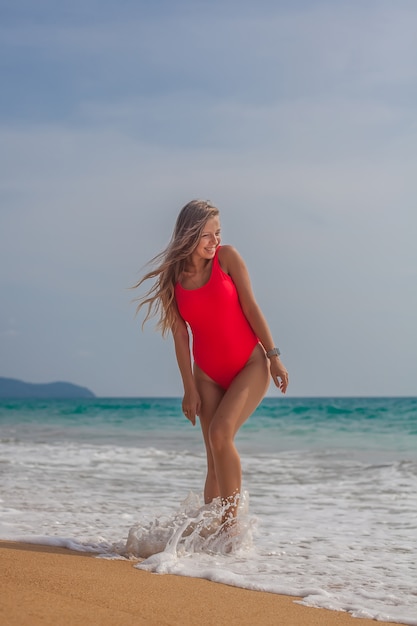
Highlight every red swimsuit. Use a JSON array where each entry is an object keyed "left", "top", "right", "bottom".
[{"left": 175, "top": 247, "right": 259, "bottom": 389}]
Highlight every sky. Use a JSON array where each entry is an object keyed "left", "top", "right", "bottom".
[{"left": 1, "top": 0, "right": 416, "bottom": 397}]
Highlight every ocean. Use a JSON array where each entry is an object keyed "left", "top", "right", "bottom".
[{"left": 0, "top": 396, "right": 416, "bottom": 625}]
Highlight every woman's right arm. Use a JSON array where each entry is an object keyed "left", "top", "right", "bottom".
[{"left": 171, "top": 311, "right": 201, "bottom": 425}]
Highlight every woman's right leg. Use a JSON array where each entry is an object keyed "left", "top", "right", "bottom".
[{"left": 194, "top": 365, "right": 225, "bottom": 504}]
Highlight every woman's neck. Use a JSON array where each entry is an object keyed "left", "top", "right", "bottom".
[{"left": 185, "top": 256, "right": 211, "bottom": 274}]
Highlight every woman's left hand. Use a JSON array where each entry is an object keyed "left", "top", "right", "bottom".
[{"left": 269, "top": 357, "right": 289, "bottom": 394}]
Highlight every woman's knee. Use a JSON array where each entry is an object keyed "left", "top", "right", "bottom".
[{"left": 208, "top": 420, "right": 233, "bottom": 454}]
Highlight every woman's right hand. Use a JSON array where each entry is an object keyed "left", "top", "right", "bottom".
[{"left": 182, "top": 389, "right": 201, "bottom": 426}]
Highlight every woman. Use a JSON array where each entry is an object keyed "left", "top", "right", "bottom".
[{"left": 134, "top": 200, "right": 288, "bottom": 526}]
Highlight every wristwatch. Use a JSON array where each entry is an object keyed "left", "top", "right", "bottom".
[{"left": 266, "top": 347, "right": 281, "bottom": 358}]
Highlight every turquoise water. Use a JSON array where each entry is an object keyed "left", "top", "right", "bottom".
[
  {"left": 1, "top": 396, "right": 416, "bottom": 624},
  {"left": 1, "top": 395, "right": 416, "bottom": 455}
]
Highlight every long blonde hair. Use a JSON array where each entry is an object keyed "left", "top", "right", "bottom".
[{"left": 133, "top": 199, "right": 220, "bottom": 336}]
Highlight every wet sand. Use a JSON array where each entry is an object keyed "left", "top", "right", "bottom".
[{"left": 0, "top": 541, "right": 403, "bottom": 626}]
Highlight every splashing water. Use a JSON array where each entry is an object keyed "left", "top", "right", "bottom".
[{"left": 115, "top": 491, "right": 255, "bottom": 570}]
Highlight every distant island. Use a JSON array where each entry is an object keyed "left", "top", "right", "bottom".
[{"left": 0, "top": 377, "right": 96, "bottom": 399}]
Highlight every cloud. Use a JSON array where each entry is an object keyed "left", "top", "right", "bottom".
[
  {"left": 0, "top": 329, "right": 19, "bottom": 338},
  {"left": 2, "top": 2, "right": 417, "bottom": 121},
  {"left": 75, "top": 349, "right": 94, "bottom": 359}
]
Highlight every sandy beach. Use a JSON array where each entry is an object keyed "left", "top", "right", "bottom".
[{"left": 0, "top": 541, "right": 403, "bottom": 626}]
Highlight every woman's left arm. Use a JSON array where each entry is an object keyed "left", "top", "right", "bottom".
[{"left": 219, "top": 245, "right": 289, "bottom": 393}]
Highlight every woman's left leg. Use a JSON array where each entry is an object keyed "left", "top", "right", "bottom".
[{"left": 208, "top": 344, "right": 269, "bottom": 519}]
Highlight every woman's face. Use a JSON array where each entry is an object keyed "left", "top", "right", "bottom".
[{"left": 194, "top": 216, "right": 221, "bottom": 259}]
